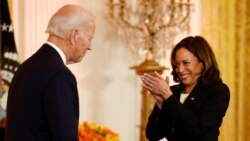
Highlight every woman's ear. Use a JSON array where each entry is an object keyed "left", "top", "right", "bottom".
[{"left": 200, "top": 62, "right": 204, "bottom": 71}]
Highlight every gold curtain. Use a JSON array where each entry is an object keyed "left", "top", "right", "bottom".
[
  {"left": 201, "top": 0, "right": 250, "bottom": 141},
  {"left": 7, "top": 0, "right": 13, "bottom": 20}
]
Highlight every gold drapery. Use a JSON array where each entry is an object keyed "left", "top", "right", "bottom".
[
  {"left": 201, "top": 0, "right": 250, "bottom": 141},
  {"left": 7, "top": 0, "right": 13, "bottom": 20}
]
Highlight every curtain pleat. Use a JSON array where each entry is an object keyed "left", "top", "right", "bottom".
[{"left": 201, "top": 0, "right": 250, "bottom": 141}]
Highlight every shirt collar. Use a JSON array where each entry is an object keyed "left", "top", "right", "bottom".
[{"left": 46, "top": 41, "right": 66, "bottom": 65}]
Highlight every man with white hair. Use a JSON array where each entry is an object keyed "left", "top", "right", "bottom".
[{"left": 5, "top": 4, "right": 95, "bottom": 141}]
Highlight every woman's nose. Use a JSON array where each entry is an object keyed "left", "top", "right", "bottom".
[{"left": 176, "top": 64, "right": 184, "bottom": 72}]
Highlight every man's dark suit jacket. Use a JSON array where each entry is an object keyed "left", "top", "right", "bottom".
[
  {"left": 146, "top": 80, "right": 230, "bottom": 141},
  {"left": 4, "top": 44, "right": 79, "bottom": 141}
]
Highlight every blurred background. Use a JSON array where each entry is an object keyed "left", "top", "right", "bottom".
[{"left": 1, "top": 0, "right": 250, "bottom": 141}]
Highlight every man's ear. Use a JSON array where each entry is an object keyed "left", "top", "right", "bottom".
[{"left": 69, "top": 29, "right": 77, "bottom": 46}]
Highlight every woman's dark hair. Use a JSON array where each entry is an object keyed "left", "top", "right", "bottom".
[{"left": 170, "top": 36, "right": 222, "bottom": 84}]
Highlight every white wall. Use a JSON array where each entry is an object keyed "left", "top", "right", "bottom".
[{"left": 9, "top": 0, "right": 201, "bottom": 140}]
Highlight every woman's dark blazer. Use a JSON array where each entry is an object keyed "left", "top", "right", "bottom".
[
  {"left": 146, "top": 80, "right": 230, "bottom": 141},
  {"left": 4, "top": 44, "right": 79, "bottom": 141}
]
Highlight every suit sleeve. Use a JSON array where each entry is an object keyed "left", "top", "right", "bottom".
[
  {"left": 161, "top": 83, "right": 230, "bottom": 139},
  {"left": 146, "top": 85, "right": 181, "bottom": 141},
  {"left": 43, "top": 70, "right": 79, "bottom": 141},
  {"left": 146, "top": 104, "right": 174, "bottom": 141}
]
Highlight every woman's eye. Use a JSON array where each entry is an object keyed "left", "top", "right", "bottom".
[{"left": 173, "top": 63, "right": 179, "bottom": 67}]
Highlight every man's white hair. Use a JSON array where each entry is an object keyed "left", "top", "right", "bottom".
[{"left": 45, "top": 4, "right": 95, "bottom": 39}]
